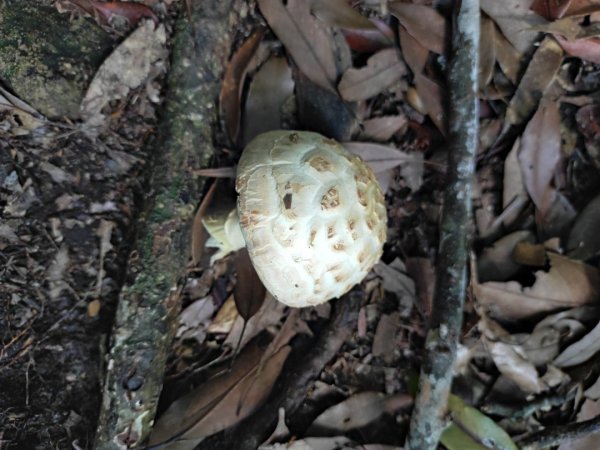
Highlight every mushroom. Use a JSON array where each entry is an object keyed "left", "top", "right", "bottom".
[{"left": 204, "top": 130, "right": 387, "bottom": 308}]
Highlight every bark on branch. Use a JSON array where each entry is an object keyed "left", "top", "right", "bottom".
[
  {"left": 404, "top": 1, "right": 480, "bottom": 449},
  {"left": 94, "top": 1, "right": 243, "bottom": 447}
]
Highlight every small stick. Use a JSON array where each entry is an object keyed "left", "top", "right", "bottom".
[{"left": 404, "top": 1, "right": 480, "bottom": 449}]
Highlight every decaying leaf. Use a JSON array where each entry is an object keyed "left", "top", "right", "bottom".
[
  {"left": 338, "top": 48, "right": 406, "bottom": 102},
  {"left": 177, "top": 296, "right": 216, "bottom": 344},
  {"left": 505, "top": 37, "right": 563, "bottom": 127},
  {"left": 554, "top": 319, "right": 600, "bottom": 367},
  {"left": 567, "top": 193, "right": 600, "bottom": 260},
  {"left": 81, "top": 20, "right": 167, "bottom": 128},
  {"left": 479, "top": 316, "right": 545, "bottom": 394},
  {"left": 309, "top": 391, "right": 412, "bottom": 433},
  {"left": 309, "top": 0, "right": 375, "bottom": 30},
  {"left": 474, "top": 253, "right": 600, "bottom": 321},
  {"left": 242, "top": 55, "right": 294, "bottom": 145},
  {"left": 389, "top": 3, "right": 446, "bottom": 54},
  {"left": 481, "top": 0, "right": 547, "bottom": 53},
  {"left": 257, "top": 0, "right": 338, "bottom": 91},
  {"left": 555, "top": 33, "right": 600, "bottom": 64},
  {"left": 360, "top": 115, "right": 407, "bottom": 142},
  {"left": 220, "top": 30, "right": 265, "bottom": 144},
  {"left": 479, "top": 16, "right": 497, "bottom": 88},
  {"left": 234, "top": 248, "right": 267, "bottom": 321},
  {"left": 518, "top": 99, "right": 561, "bottom": 218},
  {"left": 503, "top": 138, "right": 527, "bottom": 209},
  {"left": 372, "top": 313, "right": 400, "bottom": 362}
]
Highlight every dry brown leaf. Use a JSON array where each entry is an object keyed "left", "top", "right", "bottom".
[
  {"left": 493, "top": 23, "right": 523, "bottom": 84},
  {"left": 372, "top": 313, "right": 400, "bottom": 362},
  {"left": 338, "top": 48, "right": 406, "bottom": 102},
  {"left": 343, "top": 142, "right": 423, "bottom": 192},
  {"left": 567, "top": 193, "right": 600, "bottom": 260},
  {"left": 177, "top": 296, "right": 216, "bottom": 344},
  {"left": 481, "top": 0, "right": 547, "bottom": 53},
  {"left": 505, "top": 37, "right": 563, "bottom": 127},
  {"left": 474, "top": 253, "right": 600, "bottom": 321},
  {"left": 309, "top": 0, "right": 375, "bottom": 29},
  {"left": 503, "top": 138, "right": 527, "bottom": 209},
  {"left": 149, "top": 341, "right": 266, "bottom": 445},
  {"left": 242, "top": 55, "right": 294, "bottom": 145},
  {"left": 257, "top": 0, "right": 338, "bottom": 91},
  {"left": 512, "top": 241, "right": 548, "bottom": 266},
  {"left": 398, "top": 25, "right": 428, "bottom": 75},
  {"left": 405, "top": 257, "right": 435, "bottom": 318},
  {"left": 233, "top": 248, "right": 267, "bottom": 321},
  {"left": 480, "top": 317, "right": 545, "bottom": 394},
  {"left": 554, "top": 319, "right": 600, "bottom": 367},
  {"left": 219, "top": 30, "right": 265, "bottom": 145},
  {"left": 191, "top": 180, "right": 218, "bottom": 265},
  {"left": 389, "top": 2, "right": 446, "bottom": 54},
  {"left": 81, "top": 20, "right": 167, "bottom": 128},
  {"left": 341, "top": 21, "right": 395, "bottom": 53},
  {"left": 309, "top": 391, "right": 412, "bottom": 433},
  {"left": 480, "top": 16, "right": 497, "bottom": 88},
  {"left": 360, "top": 115, "right": 407, "bottom": 142},
  {"left": 518, "top": 99, "right": 561, "bottom": 218},
  {"left": 207, "top": 295, "right": 239, "bottom": 334}
]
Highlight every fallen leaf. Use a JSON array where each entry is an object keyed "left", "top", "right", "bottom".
[
  {"left": 481, "top": 0, "right": 547, "bottom": 53},
  {"left": 338, "top": 48, "right": 406, "bottom": 102},
  {"left": 309, "top": 391, "right": 412, "bottom": 433},
  {"left": 81, "top": 20, "right": 167, "bottom": 129},
  {"left": 405, "top": 257, "right": 435, "bottom": 318},
  {"left": 554, "top": 319, "right": 600, "bottom": 367},
  {"left": 191, "top": 180, "right": 218, "bottom": 265},
  {"left": 177, "top": 296, "right": 216, "bottom": 344},
  {"left": 474, "top": 253, "right": 600, "bottom": 321},
  {"left": 309, "top": 0, "right": 375, "bottom": 30},
  {"left": 242, "top": 55, "right": 294, "bottom": 145},
  {"left": 503, "top": 138, "right": 527, "bottom": 209},
  {"left": 360, "top": 115, "right": 407, "bottom": 142},
  {"left": 233, "top": 248, "right": 267, "bottom": 321},
  {"left": 261, "top": 436, "right": 354, "bottom": 450},
  {"left": 207, "top": 295, "right": 239, "bottom": 334},
  {"left": 257, "top": 0, "right": 338, "bottom": 91},
  {"left": 295, "top": 71, "right": 359, "bottom": 141},
  {"left": 505, "top": 37, "right": 563, "bottom": 127},
  {"left": 567, "top": 193, "right": 600, "bottom": 260},
  {"left": 493, "top": 23, "right": 523, "bottom": 84},
  {"left": 479, "top": 317, "right": 545, "bottom": 394},
  {"left": 517, "top": 99, "right": 561, "bottom": 218},
  {"left": 343, "top": 142, "right": 423, "bottom": 192},
  {"left": 88, "top": 0, "right": 158, "bottom": 26},
  {"left": 398, "top": 25, "right": 428, "bottom": 75},
  {"left": 530, "top": 0, "right": 574, "bottom": 20},
  {"left": 220, "top": 30, "right": 265, "bottom": 145},
  {"left": 512, "top": 241, "right": 548, "bottom": 267},
  {"left": 372, "top": 313, "right": 400, "bottom": 362},
  {"left": 341, "top": 21, "right": 394, "bottom": 53},
  {"left": 389, "top": 2, "right": 446, "bottom": 54},
  {"left": 479, "top": 16, "right": 497, "bottom": 88},
  {"left": 441, "top": 394, "right": 519, "bottom": 450}
]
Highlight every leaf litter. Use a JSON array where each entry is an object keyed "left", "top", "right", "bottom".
[{"left": 129, "top": 1, "right": 600, "bottom": 448}]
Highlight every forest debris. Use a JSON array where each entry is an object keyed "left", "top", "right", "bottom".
[
  {"left": 372, "top": 313, "right": 401, "bottom": 362},
  {"left": 556, "top": 398, "right": 600, "bottom": 450},
  {"left": 518, "top": 99, "right": 561, "bottom": 218},
  {"left": 567, "top": 193, "right": 600, "bottom": 260},
  {"left": 503, "top": 138, "right": 527, "bottom": 208},
  {"left": 233, "top": 248, "right": 267, "bottom": 321},
  {"left": 475, "top": 253, "right": 600, "bottom": 321},
  {"left": 360, "top": 115, "right": 407, "bottom": 142},
  {"left": 554, "top": 319, "right": 600, "bottom": 367},
  {"left": 81, "top": 19, "right": 167, "bottom": 129},
  {"left": 309, "top": 0, "right": 376, "bottom": 30},
  {"left": 481, "top": 0, "right": 546, "bottom": 53},
  {"left": 389, "top": 3, "right": 446, "bottom": 54},
  {"left": 505, "top": 37, "right": 563, "bottom": 127},
  {"left": 220, "top": 30, "right": 265, "bottom": 144},
  {"left": 338, "top": 48, "right": 406, "bottom": 101},
  {"left": 309, "top": 391, "right": 412, "bottom": 433},
  {"left": 257, "top": 0, "right": 339, "bottom": 91},
  {"left": 480, "top": 316, "right": 546, "bottom": 394},
  {"left": 243, "top": 55, "right": 294, "bottom": 145},
  {"left": 177, "top": 296, "right": 215, "bottom": 344}
]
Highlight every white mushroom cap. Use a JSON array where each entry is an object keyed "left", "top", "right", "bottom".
[{"left": 236, "top": 130, "right": 387, "bottom": 308}]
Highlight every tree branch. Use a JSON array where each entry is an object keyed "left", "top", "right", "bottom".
[{"left": 404, "top": 1, "right": 480, "bottom": 449}]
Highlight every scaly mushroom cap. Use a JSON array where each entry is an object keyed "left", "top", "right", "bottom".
[{"left": 236, "top": 130, "right": 387, "bottom": 308}]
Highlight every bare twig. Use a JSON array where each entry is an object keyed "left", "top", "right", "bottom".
[
  {"left": 404, "top": 1, "right": 480, "bottom": 449},
  {"left": 518, "top": 416, "right": 600, "bottom": 450}
]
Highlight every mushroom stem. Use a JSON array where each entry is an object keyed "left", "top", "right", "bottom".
[{"left": 203, "top": 208, "right": 245, "bottom": 263}]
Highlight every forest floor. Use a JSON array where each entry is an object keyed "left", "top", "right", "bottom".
[{"left": 2, "top": 1, "right": 600, "bottom": 449}]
